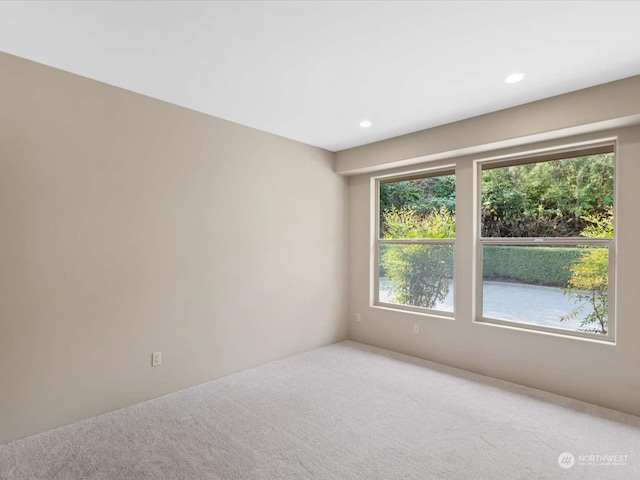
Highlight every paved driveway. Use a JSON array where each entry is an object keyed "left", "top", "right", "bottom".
[{"left": 380, "top": 279, "right": 591, "bottom": 331}]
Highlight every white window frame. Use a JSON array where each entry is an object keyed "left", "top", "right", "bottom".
[
  {"left": 475, "top": 141, "right": 616, "bottom": 342},
  {"left": 373, "top": 166, "right": 455, "bottom": 317}
]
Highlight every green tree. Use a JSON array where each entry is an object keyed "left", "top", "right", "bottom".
[
  {"left": 481, "top": 154, "right": 613, "bottom": 237},
  {"left": 561, "top": 209, "right": 612, "bottom": 334},
  {"left": 380, "top": 175, "right": 455, "bottom": 237},
  {"left": 380, "top": 181, "right": 422, "bottom": 215},
  {"left": 381, "top": 207, "right": 454, "bottom": 308}
]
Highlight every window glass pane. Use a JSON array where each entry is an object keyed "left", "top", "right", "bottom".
[
  {"left": 380, "top": 174, "right": 455, "bottom": 239},
  {"left": 481, "top": 153, "right": 614, "bottom": 238},
  {"left": 482, "top": 245, "right": 609, "bottom": 335},
  {"left": 379, "top": 244, "right": 454, "bottom": 311}
]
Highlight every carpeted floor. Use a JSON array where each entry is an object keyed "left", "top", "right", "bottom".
[{"left": 1, "top": 340, "right": 639, "bottom": 479}]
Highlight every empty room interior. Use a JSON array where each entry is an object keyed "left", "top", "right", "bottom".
[{"left": 2, "top": 1, "right": 640, "bottom": 479}]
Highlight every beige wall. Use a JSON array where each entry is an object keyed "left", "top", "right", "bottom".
[
  {"left": 0, "top": 53, "right": 348, "bottom": 444},
  {"left": 336, "top": 76, "right": 640, "bottom": 175},
  {"left": 342, "top": 81, "right": 640, "bottom": 416}
]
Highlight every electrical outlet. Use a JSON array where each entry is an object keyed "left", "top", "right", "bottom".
[
  {"left": 413, "top": 324, "right": 420, "bottom": 335},
  {"left": 356, "top": 313, "right": 362, "bottom": 323},
  {"left": 151, "top": 352, "right": 161, "bottom": 367}
]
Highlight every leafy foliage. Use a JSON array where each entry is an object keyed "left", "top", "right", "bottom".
[
  {"left": 382, "top": 206, "right": 455, "bottom": 239},
  {"left": 381, "top": 208, "right": 454, "bottom": 308},
  {"left": 380, "top": 175, "right": 455, "bottom": 237},
  {"left": 561, "top": 209, "right": 613, "bottom": 334},
  {"left": 481, "top": 154, "right": 613, "bottom": 237},
  {"left": 381, "top": 244, "right": 453, "bottom": 308}
]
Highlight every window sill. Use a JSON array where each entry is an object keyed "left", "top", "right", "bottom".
[
  {"left": 372, "top": 302, "right": 455, "bottom": 321},
  {"left": 475, "top": 317, "right": 616, "bottom": 345}
]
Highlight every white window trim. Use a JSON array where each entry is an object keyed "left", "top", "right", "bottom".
[{"left": 474, "top": 140, "right": 616, "bottom": 343}]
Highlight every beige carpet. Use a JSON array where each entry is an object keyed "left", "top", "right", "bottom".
[{"left": 1, "top": 340, "right": 639, "bottom": 479}]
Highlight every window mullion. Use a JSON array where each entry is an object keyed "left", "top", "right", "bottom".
[
  {"left": 379, "top": 238, "right": 455, "bottom": 245},
  {"left": 480, "top": 237, "right": 611, "bottom": 246}
]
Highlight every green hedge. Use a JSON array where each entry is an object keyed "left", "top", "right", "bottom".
[
  {"left": 483, "top": 246, "right": 583, "bottom": 287},
  {"left": 380, "top": 244, "right": 584, "bottom": 287}
]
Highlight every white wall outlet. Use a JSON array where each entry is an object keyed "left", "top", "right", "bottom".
[
  {"left": 151, "top": 352, "right": 161, "bottom": 367},
  {"left": 356, "top": 313, "right": 362, "bottom": 323},
  {"left": 413, "top": 324, "right": 420, "bottom": 335}
]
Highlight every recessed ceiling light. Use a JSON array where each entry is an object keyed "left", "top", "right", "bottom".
[
  {"left": 358, "top": 120, "right": 372, "bottom": 128},
  {"left": 505, "top": 73, "right": 525, "bottom": 84}
]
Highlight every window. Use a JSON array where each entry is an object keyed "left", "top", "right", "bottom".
[
  {"left": 376, "top": 169, "right": 455, "bottom": 315},
  {"left": 478, "top": 144, "right": 615, "bottom": 339}
]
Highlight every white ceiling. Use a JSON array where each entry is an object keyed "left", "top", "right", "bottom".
[{"left": 1, "top": 1, "right": 639, "bottom": 152}]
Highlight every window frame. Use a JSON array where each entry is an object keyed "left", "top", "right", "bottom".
[
  {"left": 373, "top": 166, "right": 456, "bottom": 317},
  {"left": 474, "top": 141, "right": 616, "bottom": 342}
]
